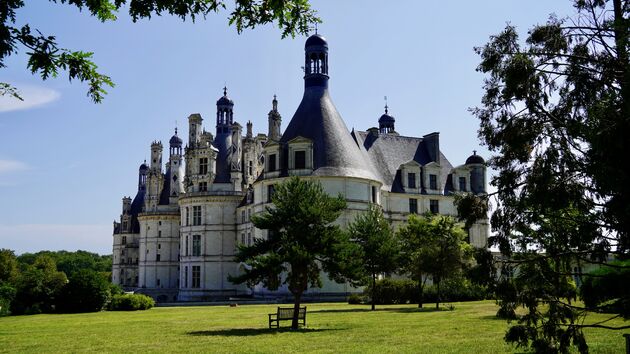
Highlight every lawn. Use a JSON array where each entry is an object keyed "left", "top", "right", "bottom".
[{"left": 0, "top": 301, "right": 626, "bottom": 353}]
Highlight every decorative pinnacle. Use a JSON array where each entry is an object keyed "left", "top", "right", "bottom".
[
  {"left": 384, "top": 96, "right": 389, "bottom": 114},
  {"left": 174, "top": 127, "right": 178, "bottom": 135},
  {"left": 272, "top": 94, "right": 278, "bottom": 111},
  {"left": 473, "top": 150, "right": 477, "bottom": 155},
  {"left": 223, "top": 86, "right": 227, "bottom": 96}
]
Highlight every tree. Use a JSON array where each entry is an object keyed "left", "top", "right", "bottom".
[
  {"left": 472, "top": 0, "right": 629, "bottom": 352},
  {"left": 229, "top": 176, "right": 351, "bottom": 329},
  {"left": 12, "top": 255, "right": 67, "bottom": 315},
  {"left": 0, "top": 249, "right": 19, "bottom": 284},
  {"left": 57, "top": 269, "right": 111, "bottom": 313},
  {"left": 398, "top": 214, "right": 470, "bottom": 309},
  {"left": 347, "top": 204, "right": 400, "bottom": 311},
  {"left": 1, "top": 0, "right": 318, "bottom": 102}
]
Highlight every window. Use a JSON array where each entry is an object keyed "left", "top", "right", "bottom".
[
  {"left": 459, "top": 177, "right": 467, "bottom": 192},
  {"left": 185, "top": 236, "right": 189, "bottom": 256},
  {"left": 158, "top": 230, "right": 161, "bottom": 238},
  {"left": 248, "top": 232, "right": 252, "bottom": 246},
  {"left": 267, "top": 185, "right": 275, "bottom": 203},
  {"left": 429, "top": 174, "right": 438, "bottom": 190},
  {"left": 199, "top": 182, "right": 207, "bottom": 192},
  {"left": 408, "top": 172, "right": 416, "bottom": 188},
  {"left": 268, "top": 154, "right": 276, "bottom": 172},
  {"left": 241, "top": 232, "right": 245, "bottom": 244},
  {"left": 192, "top": 266, "right": 201, "bottom": 288},
  {"left": 248, "top": 161, "right": 253, "bottom": 176},
  {"left": 294, "top": 150, "right": 306, "bottom": 169},
  {"left": 185, "top": 207, "right": 190, "bottom": 226},
  {"left": 199, "top": 158, "right": 208, "bottom": 175},
  {"left": 192, "top": 206, "right": 202, "bottom": 225},
  {"left": 122, "top": 236, "right": 127, "bottom": 245},
  {"left": 184, "top": 266, "right": 188, "bottom": 288},
  {"left": 192, "top": 235, "right": 201, "bottom": 256},
  {"left": 371, "top": 186, "right": 377, "bottom": 203},
  {"left": 157, "top": 279, "right": 161, "bottom": 286},
  {"left": 241, "top": 210, "right": 246, "bottom": 223},
  {"left": 409, "top": 199, "right": 418, "bottom": 214},
  {"left": 158, "top": 244, "right": 161, "bottom": 249},
  {"left": 430, "top": 199, "right": 439, "bottom": 214},
  {"left": 248, "top": 209, "right": 251, "bottom": 221},
  {"left": 156, "top": 254, "right": 161, "bottom": 262}
]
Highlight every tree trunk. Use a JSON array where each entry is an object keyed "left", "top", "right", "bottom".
[
  {"left": 436, "top": 279, "right": 440, "bottom": 310},
  {"left": 292, "top": 292, "right": 302, "bottom": 330},
  {"left": 417, "top": 278, "right": 423, "bottom": 308},
  {"left": 371, "top": 273, "right": 376, "bottom": 311}
]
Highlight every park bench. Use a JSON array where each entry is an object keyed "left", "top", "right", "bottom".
[{"left": 268, "top": 306, "right": 306, "bottom": 328}]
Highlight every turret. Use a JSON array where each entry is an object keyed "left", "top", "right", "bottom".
[
  {"left": 188, "top": 114, "right": 203, "bottom": 147},
  {"left": 268, "top": 95, "right": 282, "bottom": 141},
  {"left": 378, "top": 104, "right": 395, "bottom": 134},
  {"left": 168, "top": 128, "right": 184, "bottom": 199},
  {"left": 122, "top": 196, "right": 132, "bottom": 214},
  {"left": 138, "top": 161, "right": 148, "bottom": 191},
  {"left": 246, "top": 121, "right": 253, "bottom": 139},
  {"left": 150, "top": 141, "right": 163, "bottom": 172},
  {"left": 466, "top": 151, "right": 486, "bottom": 194},
  {"left": 304, "top": 34, "right": 329, "bottom": 88}
]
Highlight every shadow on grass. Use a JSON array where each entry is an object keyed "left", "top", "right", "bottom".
[
  {"left": 310, "top": 306, "right": 449, "bottom": 314},
  {"left": 188, "top": 327, "right": 343, "bottom": 337},
  {"left": 478, "top": 315, "right": 509, "bottom": 321}
]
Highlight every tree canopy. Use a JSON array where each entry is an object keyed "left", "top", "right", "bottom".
[
  {"left": 1, "top": 0, "right": 318, "bottom": 102},
  {"left": 229, "top": 176, "right": 352, "bottom": 329},
  {"left": 472, "top": 0, "right": 630, "bottom": 352},
  {"left": 397, "top": 214, "right": 470, "bottom": 309},
  {"left": 347, "top": 204, "right": 399, "bottom": 311}
]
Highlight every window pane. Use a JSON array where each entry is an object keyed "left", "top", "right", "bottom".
[
  {"left": 408, "top": 173, "right": 416, "bottom": 188},
  {"left": 294, "top": 151, "right": 306, "bottom": 169}
]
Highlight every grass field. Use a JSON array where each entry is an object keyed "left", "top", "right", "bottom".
[{"left": 0, "top": 301, "right": 626, "bottom": 353}]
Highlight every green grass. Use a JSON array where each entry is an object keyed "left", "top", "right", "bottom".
[{"left": 0, "top": 301, "right": 626, "bottom": 353}]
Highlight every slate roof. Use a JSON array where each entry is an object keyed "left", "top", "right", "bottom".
[
  {"left": 279, "top": 86, "right": 380, "bottom": 181},
  {"left": 352, "top": 131, "right": 453, "bottom": 192}
]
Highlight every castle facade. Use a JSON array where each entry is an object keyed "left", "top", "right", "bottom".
[{"left": 112, "top": 34, "right": 489, "bottom": 302}]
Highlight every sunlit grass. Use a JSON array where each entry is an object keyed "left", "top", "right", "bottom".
[{"left": 0, "top": 301, "right": 626, "bottom": 353}]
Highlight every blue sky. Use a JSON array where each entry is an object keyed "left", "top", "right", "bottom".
[{"left": 0, "top": 1, "right": 577, "bottom": 254}]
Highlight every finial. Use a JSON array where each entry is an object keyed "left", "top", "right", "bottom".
[
  {"left": 272, "top": 94, "right": 278, "bottom": 110},
  {"left": 384, "top": 96, "right": 389, "bottom": 114},
  {"left": 174, "top": 127, "right": 178, "bottom": 135},
  {"left": 315, "top": 22, "right": 318, "bottom": 35},
  {"left": 473, "top": 150, "right": 477, "bottom": 155},
  {"left": 223, "top": 86, "right": 227, "bottom": 96}
]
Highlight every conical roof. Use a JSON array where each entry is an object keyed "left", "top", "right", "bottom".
[{"left": 280, "top": 86, "right": 378, "bottom": 180}]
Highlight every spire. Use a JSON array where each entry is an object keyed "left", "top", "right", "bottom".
[{"left": 268, "top": 95, "right": 282, "bottom": 141}]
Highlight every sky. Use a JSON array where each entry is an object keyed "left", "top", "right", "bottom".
[{"left": 0, "top": 1, "right": 578, "bottom": 255}]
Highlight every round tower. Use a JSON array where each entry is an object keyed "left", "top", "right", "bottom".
[
  {"left": 267, "top": 95, "right": 282, "bottom": 141},
  {"left": 466, "top": 151, "right": 486, "bottom": 194}
]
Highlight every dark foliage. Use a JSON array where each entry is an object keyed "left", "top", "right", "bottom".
[
  {"left": 57, "top": 269, "right": 111, "bottom": 313},
  {"left": 471, "top": 0, "right": 630, "bottom": 352},
  {"left": 229, "top": 176, "right": 354, "bottom": 329}
]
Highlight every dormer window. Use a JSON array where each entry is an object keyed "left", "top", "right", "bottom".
[
  {"left": 408, "top": 173, "right": 416, "bottom": 188},
  {"left": 268, "top": 154, "right": 277, "bottom": 172},
  {"left": 294, "top": 151, "right": 306, "bottom": 169},
  {"left": 429, "top": 174, "right": 438, "bottom": 190},
  {"left": 199, "top": 158, "right": 208, "bottom": 175},
  {"left": 459, "top": 177, "right": 467, "bottom": 192}
]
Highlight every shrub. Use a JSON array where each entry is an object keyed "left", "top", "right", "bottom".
[
  {"left": 366, "top": 277, "right": 489, "bottom": 305},
  {"left": 108, "top": 294, "right": 155, "bottom": 311},
  {"left": 0, "top": 283, "right": 16, "bottom": 316},
  {"left": 347, "top": 293, "right": 364, "bottom": 304},
  {"left": 57, "top": 270, "right": 111, "bottom": 313}
]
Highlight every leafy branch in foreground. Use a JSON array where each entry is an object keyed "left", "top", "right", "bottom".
[
  {"left": 472, "top": 0, "right": 629, "bottom": 352},
  {"left": 1, "top": 0, "right": 319, "bottom": 103}
]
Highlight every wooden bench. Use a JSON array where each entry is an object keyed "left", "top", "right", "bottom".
[{"left": 268, "top": 306, "right": 306, "bottom": 328}]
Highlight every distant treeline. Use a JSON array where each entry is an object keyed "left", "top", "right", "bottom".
[{"left": 0, "top": 249, "right": 114, "bottom": 316}]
